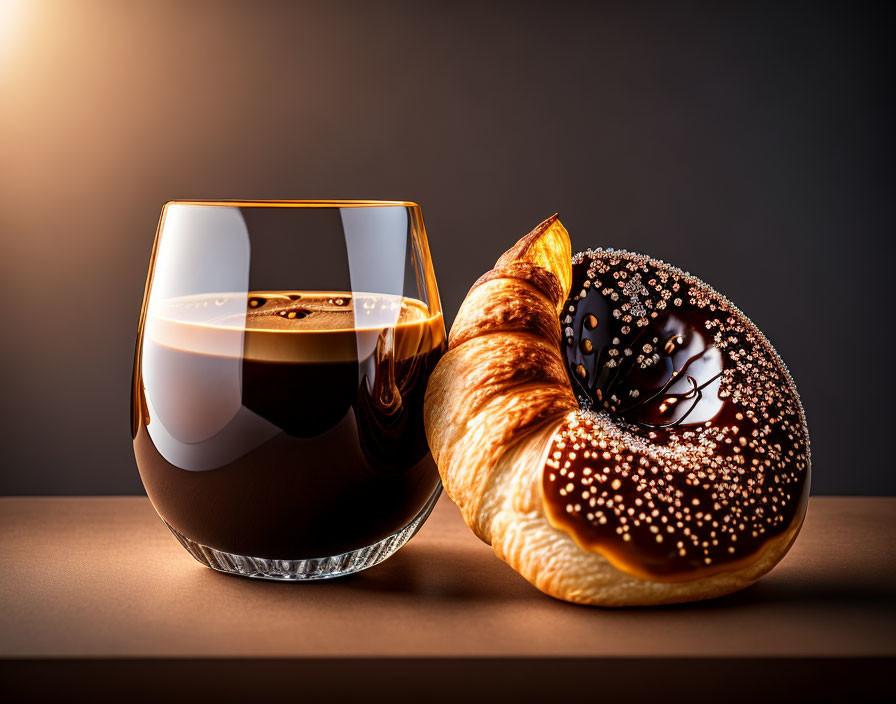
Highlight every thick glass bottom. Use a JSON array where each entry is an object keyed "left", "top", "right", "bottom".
[{"left": 166, "top": 487, "right": 441, "bottom": 580}]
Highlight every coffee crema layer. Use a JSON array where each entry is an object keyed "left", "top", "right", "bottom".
[
  {"left": 542, "top": 251, "right": 810, "bottom": 581},
  {"left": 133, "top": 291, "right": 445, "bottom": 559}
]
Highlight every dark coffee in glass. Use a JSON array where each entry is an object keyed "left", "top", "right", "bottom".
[{"left": 132, "top": 202, "right": 445, "bottom": 579}]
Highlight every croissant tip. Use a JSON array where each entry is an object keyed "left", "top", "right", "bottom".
[{"left": 535, "top": 213, "right": 560, "bottom": 231}]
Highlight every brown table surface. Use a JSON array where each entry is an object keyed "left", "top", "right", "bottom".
[{"left": 1, "top": 496, "right": 894, "bottom": 659}]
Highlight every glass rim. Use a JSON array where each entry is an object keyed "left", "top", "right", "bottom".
[{"left": 164, "top": 199, "right": 420, "bottom": 209}]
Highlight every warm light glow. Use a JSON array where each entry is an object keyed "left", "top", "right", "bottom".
[
  {"left": 0, "top": 0, "right": 23, "bottom": 36},
  {"left": 0, "top": 0, "right": 28, "bottom": 66}
]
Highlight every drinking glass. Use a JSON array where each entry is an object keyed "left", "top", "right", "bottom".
[{"left": 132, "top": 201, "right": 445, "bottom": 579}]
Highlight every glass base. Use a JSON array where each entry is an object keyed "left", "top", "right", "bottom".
[{"left": 165, "top": 487, "right": 441, "bottom": 581}]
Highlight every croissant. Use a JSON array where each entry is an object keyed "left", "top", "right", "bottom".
[{"left": 423, "top": 216, "right": 810, "bottom": 606}]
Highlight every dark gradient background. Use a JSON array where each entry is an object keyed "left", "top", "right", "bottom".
[{"left": 0, "top": 0, "right": 892, "bottom": 495}]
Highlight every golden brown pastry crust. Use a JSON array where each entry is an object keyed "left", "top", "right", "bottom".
[{"left": 423, "top": 216, "right": 808, "bottom": 605}]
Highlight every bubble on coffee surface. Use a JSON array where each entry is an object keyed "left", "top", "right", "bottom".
[
  {"left": 179, "top": 292, "right": 429, "bottom": 332},
  {"left": 543, "top": 248, "right": 810, "bottom": 580},
  {"left": 241, "top": 292, "right": 344, "bottom": 331}
]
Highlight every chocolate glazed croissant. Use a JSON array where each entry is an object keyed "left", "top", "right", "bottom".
[{"left": 423, "top": 216, "right": 810, "bottom": 606}]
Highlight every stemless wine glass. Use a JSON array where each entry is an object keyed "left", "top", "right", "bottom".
[{"left": 132, "top": 200, "right": 446, "bottom": 579}]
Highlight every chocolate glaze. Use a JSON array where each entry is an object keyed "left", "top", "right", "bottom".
[{"left": 542, "top": 250, "right": 810, "bottom": 580}]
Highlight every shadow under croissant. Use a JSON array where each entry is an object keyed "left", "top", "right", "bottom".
[
  {"left": 183, "top": 539, "right": 896, "bottom": 614},
  {"left": 707, "top": 571, "right": 896, "bottom": 610}
]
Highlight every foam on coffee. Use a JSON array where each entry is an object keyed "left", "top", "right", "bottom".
[{"left": 147, "top": 291, "right": 444, "bottom": 363}]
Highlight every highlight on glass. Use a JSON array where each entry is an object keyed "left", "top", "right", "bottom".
[{"left": 132, "top": 201, "right": 446, "bottom": 579}]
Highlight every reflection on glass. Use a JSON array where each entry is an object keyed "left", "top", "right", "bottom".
[{"left": 132, "top": 201, "right": 445, "bottom": 579}]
